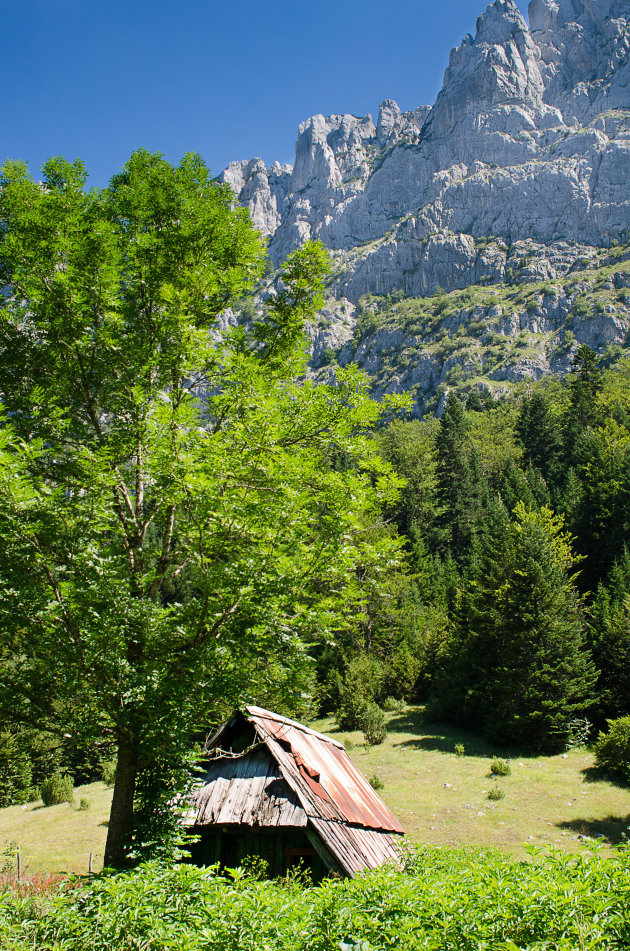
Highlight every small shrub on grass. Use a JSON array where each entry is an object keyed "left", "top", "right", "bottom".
[
  {"left": 564, "top": 717, "right": 592, "bottom": 750},
  {"left": 336, "top": 655, "right": 384, "bottom": 731},
  {"left": 490, "top": 757, "right": 511, "bottom": 777},
  {"left": 381, "top": 696, "right": 405, "bottom": 713},
  {"left": 487, "top": 786, "right": 505, "bottom": 801},
  {"left": 40, "top": 773, "right": 73, "bottom": 807},
  {"left": 368, "top": 774, "right": 384, "bottom": 791},
  {"left": 101, "top": 760, "right": 116, "bottom": 786},
  {"left": 78, "top": 798, "right": 90, "bottom": 811},
  {"left": 594, "top": 716, "right": 630, "bottom": 779},
  {"left": 361, "top": 703, "right": 387, "bottom": 746},
  {"left": 454, "top": 743, "right": 465, "bottom": 757}
]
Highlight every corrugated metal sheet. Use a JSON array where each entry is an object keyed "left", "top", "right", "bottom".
[
  {"left": 245, "top": 706, "right": 404, "bottom": 834},
  {"left": 189, "top": 748, "right": 307, "bottom": 829},
  {"left": 308, "top": 818, "right": 402, "bottom": 875}
]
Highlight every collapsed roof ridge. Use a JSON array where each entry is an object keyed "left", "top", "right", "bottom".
[{"left": 245, "top": 704, "right": 346, "bottom": 749}]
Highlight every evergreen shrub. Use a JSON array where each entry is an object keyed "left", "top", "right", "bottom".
[
  {"left": 336, "top": 656, "right": 384, "bottom": 731},
  {"left": 40, "top": 772, "right": 74, "bottom": 807},
  {"left": 361, "top": 703, "right": 387, "bottom": 746},
  {"left": 490, "top": 758, "right": 511, "bottom": 777},
  {"left": 594, "top": 716, "right": 630, "bottom": 779},
  {"left": 487, "top": 786, "right": 505, "bottom": 801},
  {"left": 382, "top": 696, "right": 405, "bottom": 713}
]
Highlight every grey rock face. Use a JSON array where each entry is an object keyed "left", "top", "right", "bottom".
[
  {"left": 219, "top": 159, "right": 292, "bottom": 237},
  {"left": 221, "top": 0, "right": 630, "bottom": 406},
  {"left": 530, "top": 0, "right": 630, "bottom": 122}
]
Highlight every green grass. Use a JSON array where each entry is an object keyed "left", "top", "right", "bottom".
[
  {"left": 1, "top": 707, "right": 629, "bottom": 874},
  {"left": 312, "top": 707, "right": 630, "bottom": 859},
  {"left": 0, "top": 781, "right": 111, "bottom": 876}
]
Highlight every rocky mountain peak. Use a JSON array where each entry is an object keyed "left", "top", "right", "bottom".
[
  {"left": 434, "top": 0, "right": 545, "bottom": 120},
  {"left": 530, "top": 0, "right": 630, "bottom": 121},
  {"left": 221, "top": 0, "right": 630, "bottom": 411},
  {"left": 377, "top": 100, "right": 402, "bottom": 144}
]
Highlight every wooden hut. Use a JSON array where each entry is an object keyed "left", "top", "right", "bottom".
[{"left": 184, "top": 705, "right": 404, "bottom": 879}]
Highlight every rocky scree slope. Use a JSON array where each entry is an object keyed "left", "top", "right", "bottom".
[{"left": 221, "top": 0, "right": 630, "bottom": 413}]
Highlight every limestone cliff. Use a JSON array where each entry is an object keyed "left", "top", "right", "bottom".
[{"left": 221, "top": 0, "right": 630, "bottom": 411}]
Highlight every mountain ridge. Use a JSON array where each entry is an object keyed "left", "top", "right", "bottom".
[{"left": 220, "top": 0, "right": 630, "bottom": 414}]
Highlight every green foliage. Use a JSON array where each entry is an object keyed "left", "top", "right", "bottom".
[
  {"left": 435, "top": 394, "right": 488, "bottom": 561},
  {"left": 487, "top": 786, "right": 505, "bottom": 801},
  {"left": 382, "top": 696, "right": 405, "bottom": 713},
  {"left": 361, "top": 702, "right": 387, "bottom": 746},
  {"left": 594, "top": 716, "right": 630, "bottom": 779},
  {"left": 437, "top": 504, "right": 596, "bottom": 751},
  {"left": 336, "top": 656, "right": 385, "bottom": 730},
  {"left": 2, "top": 848, "right": 630, "bottom": 950},
  {"left": 78, "top": 797, "right": 90, "bottom": 811},
  {"left": 0, "top": 151, "right": 405, "bottom": 867},
  {"left": 490, "top": 757, "right": 511, "bottom": 777},
  {"left": 0, "top": 733, "right": 32, "bottom": 808},
  {"left": 516, "top": 391, "right": 562, "bottom": 481},
  {"left": 368, "top": 773, "right": 384, "bottom": 791},
  {"left": 318, "top": 346, "right": 337, "bottom": 367},
  {"left": 454, "top": 743, "right": 465, "bottom": 757},
  {"left": 40, "top": 772, "right": 73, "bottom": 806},
  {"left": 589, "top": 552, "right": 630, "bottom": 721},
  {"left": 101, "top": 761, "right": 116, "bottom": 787}
]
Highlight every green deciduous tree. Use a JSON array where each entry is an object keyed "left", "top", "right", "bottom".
[{"left": 0, "top": 151, "right": 404, "bottom": 866}]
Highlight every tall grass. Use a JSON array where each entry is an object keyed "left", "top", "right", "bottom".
[{"left": 1, "top": 845, "right": 629, "bottom": 950}]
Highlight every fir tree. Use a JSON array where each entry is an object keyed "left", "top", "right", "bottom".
[
  {"left": 515, "top": 391, "right": 562, "bottom": 481},
  {"left": 435, "top": 394, "right": 487, "bottom": 562},
  {"left": 589, "top": 550, "right": 630, "bottom": 722},
  {"left": 445, "top": 504, "right": 596, "bottom": 751}
]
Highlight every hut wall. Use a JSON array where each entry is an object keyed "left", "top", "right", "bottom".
[{"left": 187, "top": 826, "right": 330, "bottom": 881}]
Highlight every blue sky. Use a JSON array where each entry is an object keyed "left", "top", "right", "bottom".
[{"left": 3, "top": 0, "right": 529, "bottom": 185}]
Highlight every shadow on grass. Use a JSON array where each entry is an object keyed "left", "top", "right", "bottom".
[
  {"left": 581, "top": 764, "right": 630, "bottom": 789},
  {"left": 386, "top": 708, "right": 516, "bottom": 758},
  {"left": 556, "top": 815, "right": 630, "bottom": 846}
]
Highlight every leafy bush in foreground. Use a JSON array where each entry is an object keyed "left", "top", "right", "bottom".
[{"left": 1, "top": 845, "right": 630, "bottom": 950}]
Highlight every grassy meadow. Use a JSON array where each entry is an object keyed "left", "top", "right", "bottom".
[{"left": 1, "top": 707, "right": 629, "bottom": 877}]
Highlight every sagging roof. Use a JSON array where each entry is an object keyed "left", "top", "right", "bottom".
[
  {"left": 192, "top": 747, "right": 307, "bottom": 829},
  {"left": 187, "top": 705, "right": 404, "bottom": 877}
]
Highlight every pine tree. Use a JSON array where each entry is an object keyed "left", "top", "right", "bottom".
[
  {"left": 515, "top": 390, "right": 562, "bottom": 481},
  {"left": 447, "top": 504, "right": 596, "bottom": 751},
  {"left": 589, "top": 550, "right": 630, "bottom": 722},
  {"left": 435, "top": 394, "right": 487, "bottom": 562}
]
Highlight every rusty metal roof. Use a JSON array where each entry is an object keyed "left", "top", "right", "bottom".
[
  {"left": 243, "top": 705, "right": 404, "bottom": 834},
  {"left": 199, "top": 705, "right": 405, "bottom": 876}
]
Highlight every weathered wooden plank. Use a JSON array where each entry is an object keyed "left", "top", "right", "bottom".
[
  {"left": 214, "top": 753, "right": 262, "bottom": 825},
  {"left": 192, "top": 751, "right": 307, "bottom": 829}
]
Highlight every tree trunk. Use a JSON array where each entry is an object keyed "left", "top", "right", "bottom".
[{"left": 104, "top": 731, "right": 139, "bottom": 868}]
